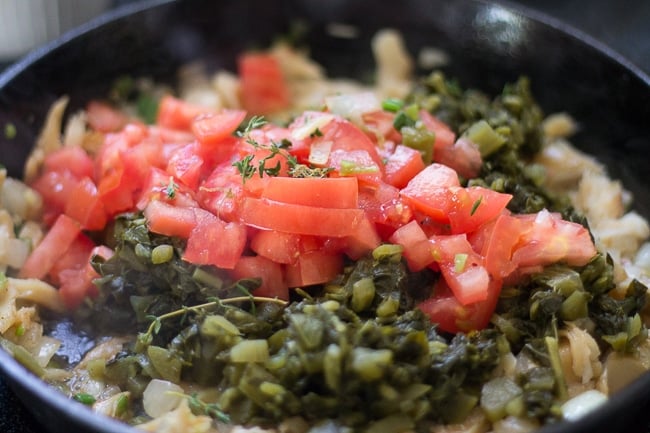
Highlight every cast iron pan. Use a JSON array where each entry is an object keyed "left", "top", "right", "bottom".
[{"left": 1, "top": 0, "right": 650, "bottom": 432}]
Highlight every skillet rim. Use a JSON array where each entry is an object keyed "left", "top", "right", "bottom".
[{"left": 1, "top": 1, "right": 649, "bottom": 432}]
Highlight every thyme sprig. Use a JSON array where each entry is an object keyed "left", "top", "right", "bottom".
[
  {"left": 167, "top": 391, "right": 231, "bottom": 423},
  {"left": 137, "top": 295, "right": 288, "bottom": 349}
]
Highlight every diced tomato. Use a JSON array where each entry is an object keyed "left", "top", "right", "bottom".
[
  {"left": 418, "top": 278, "right": 501, "bottom": 334},
  {"left": 157, "top": 95, "right": 211, "bottom": 130},
  {"left": 419, "top": 110, "right": 456, "bottom": 155},
  {"left": 166, "top": 143, "right": 204, "bottom": 190},
  {"left": 358, "top": 182, "right": 413, "bottom": 232},
  {"left": 30, "top": 170, "right": 79, "bottom": 222},
  {"left": 64, "top": 177, "right": 107, "bottom": 231},
  {"left": 429, "top": 234, "right": 489, "bottom": 305},
  {"left": 321, "top": 119, "right": 385, "bottom": 173},
  {"left": 384, "top": 144, "right": 426, "bottom": 188},
  {"left": 43, "top": 146, "right": 94, "bottom": 180},
  {"left": 240, "top": 197, "right": 365, "bottom": 237},
  {"left": 19, "top": 214, "right": 81, "bottom": 280},
  {"left": 238, "top": 53, "right": 290, "bottom": 114},
  {"left": 97, "top": 168, "right": 136, "bottom": 216},
  {"left": 447, "top": 186, "right": 512, "bottom": 234},
  {"left": 144, "top": 200, "right": 197, "bottom": 239},
  {"left": 192, "top": 110, "right": 247, "bottom": 147},
  {"left": 183, "top": 209, "right": 247, "bottom": 269},
  {"left": 285, "top": 250, "right": 343, "bottom": 287},
  {"left": 86, "top": 100, "right": 128, "bottom": 133},
  {"left": 328, "top": 149, "right": 383, "bottom": 186},
  {"left": 58, "top": 245, "right": 114, "bottom": 310},
  {"left": 197, "top": 164, "right": 244, "bottom": 222},
  {"left": 345, "top": 216, "right": 382, "bottom": 260},
  {"left": 470, "top": 212, "right": 522, "bottom": 280},
  {"left": 48, "top": 233, "right": 95, "bottom": 285},
  {"left": 230, "top": 256, "right": 289, "bottom": 300},
  {"left": 261, "top": 177, "right": 358, "bottom": 208},
  {"left": 137, "top": 167, "right": 198, "bottom": 210},
  {"left": 250, "top": 230, "right": 300, "bottom": 264},
  {"left": 512, "top": 209, "right": 597, "bottom": 269},
  {"left": 435, "top": 137, "right": 482, "bottom": 179},
  {"left": 361, "top": 110, "right": 402, "bottom": 144},
  {"left": 400, "top": 163, "right": 460, "bottom": 222},
  {"left": 388, "top": 220, "right": 434, "bottom": 271}
]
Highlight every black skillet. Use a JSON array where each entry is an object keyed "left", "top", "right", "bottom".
[{"left": 1, "top": 0, "right": 650, "bottom": 432}]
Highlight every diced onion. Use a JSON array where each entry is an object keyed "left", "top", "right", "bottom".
[
  {"left": 308, "top": 140, "right": 333, "bottom": 166},
  {"left": 142, "top": 379, "right": 184, "bottom": 418},
  {"left": 325, "top": 92, "right": 380, "bottom": 122},
  {"left": 561, "top": 390, "right": 607, "bottom": 422},
  {"left": 291, "top": 113, "right": 335, "bottom": 140}
]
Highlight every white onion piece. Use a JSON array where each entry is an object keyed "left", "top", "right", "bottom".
[
  {"left": 291, "top": 113, "right": 334, "bottom": 140},
  {"left": 308, "top": 140, "right": 333, "bottom": 166},
  {"left": 325, "top": 92, "right": 380, "bottom": 123},
  {"left": 561, "top": 390, "right": 607, "bottom": 422},
  {"left": 142, "top": 379, "right": 184, "bottom": 418}
]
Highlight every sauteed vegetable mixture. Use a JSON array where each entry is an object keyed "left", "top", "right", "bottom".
[{"left": 2, "top": 31, "right": 650, "bottom": 433}]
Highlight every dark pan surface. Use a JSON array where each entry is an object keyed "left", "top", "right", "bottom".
[{"left": 1, "top": 1, "right": 650, "bottom": 432}]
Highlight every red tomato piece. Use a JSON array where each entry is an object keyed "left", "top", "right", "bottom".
[
  {"left": 230, "top": 256, "right": 289, "bottom": 300},
  {"left": 97, "top": 168, "right": 136, "bottom": 216},
  {"left": 137, "top": 167, "right": 198, "bottom": 210},
  {"left": 321, "top": 119, "right": 385, "bottom": 173},
  {"left": 183, "top": 209, "right": 247, "bottom": 269},
  {"left": 49, "top": 233, "right": 95, "bottom": 285},
  {"left": 249, "top": 230, "right": 301, "bottom": 264},
  {"left": 86, "top": 100, "right": 128, "bottom": 133},
  {"left": 400, "top": 163, "right": 460, "bottom": 222},
  {"left": 447, "top": 186, "right": 512, "bottom": 234},
  {"left": 157, "top": 95, "right": 212, "bottom": 130},
  {"left": 384, "top": 144, "right": 426, "bottom": 189},
  {"left": 240, "top": 197, "right": 365, "bottom": 238},
  {"left": 429, "top": 234, "right": 489, "bottom": 305},
  {"left": 166, "top": 142, "right": 205, "bottom": 190},
  {"left": 197, "top": 164, "right": 244, "bottom": 222},
  {"left": 19, "top": 214, "right": 81, "bottom": 280},
  {"left": 30, "top": 170, "right": 78, "bottom": 222},
  {"left": 512, "top": 209, "right": 597, "bottom": 269},
  {"left": 435, "top": 137, "right": 483, "bottom": 179},
  {"left": 64, "top": 177, "right": 108, "bottom": 231},
  {"left": 388, "top": 220, "right": 434, "bottom": 271},
  {"left": 361, "top": 110, "right": 402, "bottom": 144},
  {"left": 238, "top": 53, "right": 290, "bottom": 114},
  {"left": 418, "top": 278, "right": 501, "bottom": 334},
  {"left": 43, "top": 146, "right": 94, "bottom": 180},
  {"left": 144, "top": 200, "right": 197, "bottom": 239},
  {"left": 285, "top": 250, "right": 343, "bottom": 287},
  {"left": 470, "top": 212, "right": 522, "bottom": 280},
  {"left": 345, "top": 216, "right": 382, "bottom": 260},
  {"left": 191, "top": 110, "right": 247, "bottom": 147},
  {"left": 328, "top": 149, "right": 383, "bottom": 186},
  {"left": 358, "top": 182, "right": 413, "bottom": 233},
  {"left": 419, "top": 110, "right": 456, "bottom": 155},
  {"left": 58, "top": 245, "right": 114, "bottom": 310},
  {"left": 261, "top": 177, "right": 358, "bottom": 209}
]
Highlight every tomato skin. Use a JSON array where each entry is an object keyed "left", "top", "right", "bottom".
[
  {"left": 230, "top": 256, "right": 289, "bottom": 300},
  {"left": 191, "top": 110, "right": 247, "bottom": 147},
  {"left": 384, "top": 144, "right": 426, "bottom": 189},
  {"left": 240, "top": 197, "right": 366, "bottom": 238},
  {"left": 183, "top": 209, "right": 247, "bottom": 269},
  {"left": 239, "top": 53, "right": 290, "bottom": 114},
  {"left": 197, "top": 164, "right": 244, "bottom": 222},
  {"left": 344, "top": 216, "right": 382, "bottom": 260},
  {"left": 470, "top": 212, "right": 521, "bottom": 280},
  {"left": 419, "top": 110, "right": 456, "bottom": 155},
  {"left": 261, "top": 176, "right": 358, "bottom": 209},
  {"left": 48, "top": 233, "right": 95, "bottom": 285},
  {"left": 285, "top": 250, "right": 343, "bottom": 287},
  {"left": 19, "top": 214, "right": 82, "bottom": 280},
  {"left": 64, "top": 177, "right": 108, "bottom": 231}
]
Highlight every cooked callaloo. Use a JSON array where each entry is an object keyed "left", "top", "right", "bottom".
[{"left": 1, "top": 30, "right": 650, "bottom": 433}]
